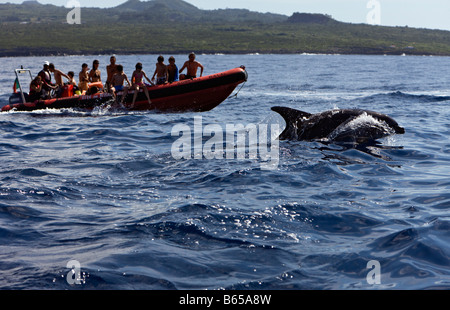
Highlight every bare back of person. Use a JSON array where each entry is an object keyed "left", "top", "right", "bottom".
[
  {"left": 53, "top": 69, "right": 67, "bottom": 86},
  {"left": 154, "top": 63, "right": 166, "bottom": 78}
]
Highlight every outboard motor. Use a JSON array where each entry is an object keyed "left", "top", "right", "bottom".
[{"left": 9, "top": 92, "right": 29, "bottom": 105}]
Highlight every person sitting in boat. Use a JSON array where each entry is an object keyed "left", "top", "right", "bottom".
[
  {"left": 67, "top": 71, "right": 77, "bottom": 87},
  {"left": 151, "top": 55, "right": 168, "bottom": 85},
  {"left": 130, "top": 62, "right": 153, "bottom": 108},
  {"left": 167, "top": 56, "right": 179, "bottom": 83},
  {"left": 86, "top": 86, "right": 99, "bottom": 96},
  {"left": 89, "top": 59, "right": 103, "bottom": 91},
  {"left": 78, "top": 63, "right": 90, "bottom": 94},
  {"left": 48, "top": 63, "right": 70, "bottom": 97},
  {"left": 67, "top": 71, "right": 80, "bottom": 94},
  {"left": 28, "top": 76, "right": 44, "bottom": 102},
  {"left": 110, "top": 65, "right": 131, "bottom": 102},
  {"left": 38, "top": 61, "right": 57, "bottom": 98},
  {"left": 179, "top": 52, "right": 204, "bottom": 80}
]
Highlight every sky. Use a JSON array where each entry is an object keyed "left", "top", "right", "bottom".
[{"left": 3, "top": 0, "right": 450, "bottom": 31}]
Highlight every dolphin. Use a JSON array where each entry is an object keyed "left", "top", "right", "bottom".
[{"left": 271, "top": 106, "right": 405, "bottom": 143}]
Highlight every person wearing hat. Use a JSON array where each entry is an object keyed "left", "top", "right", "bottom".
[{"left": 38, "top": 61, "right": 57, "bottom": 98}]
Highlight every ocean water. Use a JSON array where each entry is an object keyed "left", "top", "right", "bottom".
[{"left": 0, "top": 54, "right": 449, "bottom": 290}]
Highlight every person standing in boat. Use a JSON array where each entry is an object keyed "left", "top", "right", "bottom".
[
  {"left": 179, "top": 52, "right": 204, "bottom": 80},
  {"left": 48, "top": 63, "right": 71, "bottom": 97},
  {"left": 78, "top": 63, "right": 90, "bottom": 94},
  {"left": 38, "top": 61, "right": 57, "bottom": 98},
  {"left": 106, "top": 55, "right": 119, "bottom": 91},
  {"left": 89, "top": 60, "right": 103, "bottom": 90},
  {"left": 167, "top": 56, "right": 179, "bottom": 83},
  {"left": 151, "top": 55, "right": 168, "bottom": 85},
  {"left": 48, "top": 63, "right": 70, "bottom": 87}
]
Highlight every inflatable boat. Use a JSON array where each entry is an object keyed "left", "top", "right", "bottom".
[{"left": 2, "top": 66, "right": 247, "bottom": 113}]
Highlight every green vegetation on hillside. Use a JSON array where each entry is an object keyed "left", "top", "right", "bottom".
[{"left": 1, "top": 0, "right": 449, "bottom": 57}]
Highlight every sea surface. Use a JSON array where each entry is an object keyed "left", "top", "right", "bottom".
[{"left": 0, "top": 54, "right": 449, "bottom": 290}]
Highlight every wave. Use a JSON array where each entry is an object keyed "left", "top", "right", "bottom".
[{"left": 360, "top": 91, "right": 450, "bottom": 103}]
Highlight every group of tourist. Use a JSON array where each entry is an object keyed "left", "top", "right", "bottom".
[
  {"left": 29, "top": 61, "right": 77, "bottom": 101},
  {"left": 28, "top": 53, "right": 205, "bottom": 107}
]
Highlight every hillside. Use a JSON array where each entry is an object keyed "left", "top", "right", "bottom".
[
  {"left": 1, "top": 0, "right": 450, "bottom": 57},
  {"left": 0, "top": 0, "right": 286, "bottom": 24}
]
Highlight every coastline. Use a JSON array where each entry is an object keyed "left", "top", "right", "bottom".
[
  {"left": 2, "top": 49, "right": 449, "bottom": 58},
  {"left": 2, "top": 1, "right": 450, "bottom": 58}
]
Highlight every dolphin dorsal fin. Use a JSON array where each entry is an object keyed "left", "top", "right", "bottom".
[
  {"left": 271, "top": 106, "right": 312, "bottom": 122},
  {"left": 271, "top": 106, "right": 312, "bottom": 140}
]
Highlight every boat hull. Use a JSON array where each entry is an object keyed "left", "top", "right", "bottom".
[{"left": 2, "top": 67, "right": 247, "bottom": 113}]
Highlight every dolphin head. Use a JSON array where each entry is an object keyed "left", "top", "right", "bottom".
[
  {"left": 394, "top": 125, "right": 405, "bottom": 134},
  {"left": 364, "top": 110, "right": 405, "bottom": 134}
]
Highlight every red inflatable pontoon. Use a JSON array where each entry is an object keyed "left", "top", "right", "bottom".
[{"left": 2, "top": 66, "right": 247, "bottom": 113}]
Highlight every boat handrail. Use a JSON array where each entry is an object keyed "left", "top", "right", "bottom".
[{"left": 14, "top": 68, "right": 33, "bottom": 104}]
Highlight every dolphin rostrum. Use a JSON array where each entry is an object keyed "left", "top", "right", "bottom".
[{"left": 271, "top": 106, "right": 405, "bottom": 143}]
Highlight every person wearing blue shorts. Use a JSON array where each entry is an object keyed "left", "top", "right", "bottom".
[{"left": 109, "top": 65, "right": 131, "bottom": 103}]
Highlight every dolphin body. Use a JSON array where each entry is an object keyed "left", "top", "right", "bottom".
[{"left": 271, "top": 106, "right": 405, "bottom": 143}]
